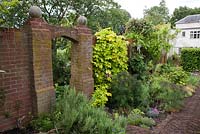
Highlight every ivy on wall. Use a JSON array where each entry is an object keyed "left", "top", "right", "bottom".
[{"left": 92, "top": 28, "right": 128, "bottom": 107}]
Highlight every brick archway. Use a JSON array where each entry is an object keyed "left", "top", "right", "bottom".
[
  {"left": 0, "top": 16, "right": 94, "bottom": 131},
  {"left": 50, "top": 25, "right": 94, "bottom": 97}
]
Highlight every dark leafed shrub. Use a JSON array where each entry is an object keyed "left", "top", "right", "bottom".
[
  {"left": 129, "top": 53, "right": 148, "bottom": 80},
  {"left": 181, "top": 48, "right": 200, "bottom": 72},
  {"left": 108, "top": 71, "right": 150, "bottom": 110}
]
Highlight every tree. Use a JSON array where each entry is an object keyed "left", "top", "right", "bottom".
[
  {"left": 88, "top": 8, "right": 131, "bottom": 34},
  {"left": 126, "top": 18, "right": 176, "bottom": 63},
  {"left": 0, "top": 0, "right": 119, "bottom": 28},
  {"left": 0, "top": 0, "right": 30, "bottom": 28},
  {"left": 170, "top": 6, "right": 200, "bottom": 27},
  {"left": 143, "top": 0, "right": 169, "bottom": 25}
]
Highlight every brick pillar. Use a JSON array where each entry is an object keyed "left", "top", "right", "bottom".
[
  {"left": 70, "top": 25, "right": 94, "bottom": 97},
  {"left": 25, "top": 18, "right": 55, "bottom": 114}
]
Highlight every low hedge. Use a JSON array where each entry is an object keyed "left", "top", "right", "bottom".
[{"left": 181, "top": 48, "right": 200, "bottom": 72}]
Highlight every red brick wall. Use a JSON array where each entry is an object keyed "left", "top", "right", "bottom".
[
  {"left": 26, "top": 18, "right": 55, "bottom": 114},
  {"left": 0, "top": 17, "right": 94, "bottom": 132},
  {"left": 70, "top": 26, "right": 94, "bottom": 97},
  {"left": 0, "top": 29, "right": 33, "bottom": 131}
]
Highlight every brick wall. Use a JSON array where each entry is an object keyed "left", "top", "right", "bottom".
[
  {"left": 0, "top": 17, "right": 94, "bottom": 131},
  {"left": 0, "top": 28, "right": 33, "bottom": 131},
  {"left": 70, "top": 26, "right": 94, "bottom": 97},
  {"left": 26, "top": 18, "right": 55, "bottom": 114}
]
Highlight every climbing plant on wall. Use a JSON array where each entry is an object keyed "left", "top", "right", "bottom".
[{"left": 92, "top": 28, "right": 128, "bottom": 107}]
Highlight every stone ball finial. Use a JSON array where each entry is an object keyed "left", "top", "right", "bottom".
[
  {"left": 29, "top": 6, "right": 42, "bottom": 18},
  {"left": 77, "top": 16, "right": 87, "bottom": 25}
]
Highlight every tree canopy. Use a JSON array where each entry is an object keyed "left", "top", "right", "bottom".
[
  {"left": 170, "top": 6, "right": 200, "bottom": 27},
  {"left": 0, "top": 0, "right": 130, "bottom": 33},
  {"left": 143, "top": 0, "right": 169, "bottom": 25},
  {"left": 126, "top": 18, "right": 176, "bottom": 63},
  {"left": 88, "top": 8, "right": 131, "bottom": 34},
  {"left": 0, "top": 0, "right": 30, "bottom": 27}
]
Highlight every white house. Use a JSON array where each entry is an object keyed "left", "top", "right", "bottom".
[{"left": 170, "top": 14, "right": 200, "bottom": 55}]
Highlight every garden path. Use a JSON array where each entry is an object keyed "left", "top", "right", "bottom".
[{"left": 127, "top": 87, "right": 200, "bottom": 134}]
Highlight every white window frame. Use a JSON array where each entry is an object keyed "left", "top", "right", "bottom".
[{"left": 190, "top": 30, "right": 200, "bottom": 39}]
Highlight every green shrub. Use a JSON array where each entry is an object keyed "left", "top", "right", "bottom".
[
  {"left": 30, "top": 114, "right": 54, "bottom": 132},
  {"left": 154, "top": 64, "right": 172, "bottom": 74},
  {"left": 129, "top": 53, "right": 148, "bottom": 80},
  {"left": 181, "top": 48, "right": 200, "bottom": 72},
  {"left": 149, "top": 76, "right": 185, "bottom": 112},
  {"left": 92, "top": 28, "right": 128, "bottom": 107},
  {"left": 155, "top": 65, "right": 189, "bottom": 86},
  {"left": 108, "top": 72, "right": 150, "bottom": 110},
  {"left": 187, "top": 74, "right": 200, "bottom": 87},
  {"left": 55, "top": 84, "right": 70, "bottom": 99},
  {"left": 183, "top": 75, "right": 200, "bottom": 97},
  {"left": 53, "top": 48, "right": 71, "bottom": 86},
  {"left": 91, "top": 86, "right": 112, "bottom": 107},
  {"left": 31, "top": 87, "right": 127, "bottom": 134},
  {"left": 167, "top": 67, "right": 189, "bottom": 86},
  {"left": 126, "top": 20, "right": 173, "bottom": 63},
  {"left": 56, "top": 88, "right": 127, "bottom": 134},
  {"left": 127, "top": 109, "right": 155, "bottom": 129}
]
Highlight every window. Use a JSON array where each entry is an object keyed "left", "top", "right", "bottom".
[
  {"left": 182, "top": 31, "right": 185, "bottom": 37},
  {"left": 190, "top": 31, "right": 200, "bottom": 39}
]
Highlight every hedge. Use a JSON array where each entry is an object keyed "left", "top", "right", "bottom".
[{"left": 181, "top": 48, "right": 200, "bottom": 72}]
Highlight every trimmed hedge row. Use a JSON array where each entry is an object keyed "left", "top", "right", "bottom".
[{"left": 181, "top": 48, "right": 200, "bottom": 72}]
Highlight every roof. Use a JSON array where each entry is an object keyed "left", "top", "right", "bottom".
[{"left": 176, "top": 14, "right": 200, "bottom": 24}]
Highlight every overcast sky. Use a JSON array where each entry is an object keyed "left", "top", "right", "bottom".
[{"left": 114, "top": 0, "right": 200, "bottom": 18}]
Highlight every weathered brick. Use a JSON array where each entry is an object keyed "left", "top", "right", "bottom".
[{"left": 0, "top": 16, "right": 94, "bottom": 131}]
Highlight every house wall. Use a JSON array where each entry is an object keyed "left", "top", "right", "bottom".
[{"left": 170, "top": 22, "right": 200, "bottom": 55}]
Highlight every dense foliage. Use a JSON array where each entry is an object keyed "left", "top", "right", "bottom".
[
  {"left": 149, "top": 75, "right": 185, "bottom": 112},
  {"left": 143, "top": 0, "right": 169, "bottom": 25},
  {"left": 0, "top": 0, "right": 29, "bottom": 28},
  {"left": 88, "top": 8, "right": 131, "bottom": 34},
  {"left": 53, "top": 46, "right": 71, "bottom": 86},
  {"left": 128, "top": 109, "right": 155, "bottom": 129},
  {"left": 108, "top": 72, "right": 149, "bottom": 110},
  {"left": 31, "top": 86, "right": 127, "bottom": 134},
  {"left": 181, "top": 48, "right": 200, "bottom": 72},
  {"left": 108, "top": 63, "right": 196, "bottom": 113},
  {"left": 92, "top": 28, "right": 128, "bottom": 107},
  {"left": 0, "top": 0, "right": 130, "bottom": 34},
  {"left": 128, "top": 53, "right": 149, "bottom": 80},
  {"left": 126, "top": 19, "right": 175, "bottom": 63}
]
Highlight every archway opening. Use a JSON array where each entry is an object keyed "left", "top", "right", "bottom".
[{"left": 52, "top": 37, "right": 72, "bottom": 86}]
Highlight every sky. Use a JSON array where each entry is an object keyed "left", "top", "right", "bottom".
[{"left": 114, "top": 0, "right": 200, "bottom": 18}]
